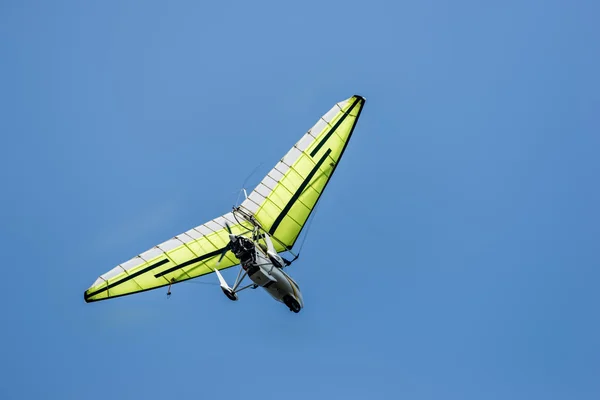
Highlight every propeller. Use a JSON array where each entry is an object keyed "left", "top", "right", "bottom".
[
  {"left": 215, "top": 220, "right": 258, "bottom": 266},
  {"left": 216, "top": 222, "right": 236, "bottom": 266}
]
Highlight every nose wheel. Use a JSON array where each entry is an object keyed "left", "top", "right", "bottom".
[{"left": 283, "top": 295, "right": 301, "bottom": 313}]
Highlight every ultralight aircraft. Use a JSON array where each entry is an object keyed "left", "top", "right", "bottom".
[{"left": 83, "top": 94, "right": 366, "bottom": 312}]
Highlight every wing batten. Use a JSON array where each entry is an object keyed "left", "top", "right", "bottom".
[
  {"left": 269, "top": 148, "right": 333, "bottom": 236},
  {"left": 153, "top": 246, "right": 227, "bottom": 278}
]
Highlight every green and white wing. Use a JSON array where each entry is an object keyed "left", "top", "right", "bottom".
[
  {"left": 83, "top": 212, "right": 251, "bottom": 303},
  {"left": 84, "top": 94, "right": 365, "bottom": 302},
  {"left": 239, "top": 94, "right": 366, "bottom": 252}
]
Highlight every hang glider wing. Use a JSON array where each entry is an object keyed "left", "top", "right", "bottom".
[
  {"left": 84, "top": 94, "right": 365, "bottom": 303},
  {"left": 84, "top": 212, "right": 253, "bottom": 302},
  {"left": 239, "top": 94, "right": 366, "bottom": 252}
]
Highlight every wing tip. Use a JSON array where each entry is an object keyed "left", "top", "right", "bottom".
[{"left": 353, "top": 94, "right": 366, "bottom": 103}]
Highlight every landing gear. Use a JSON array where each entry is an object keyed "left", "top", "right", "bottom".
[
  {"left": 283, "top": 295, "right": 301, "bottom": 313},
  {"left": 220, "top": 286, "right": 238, "bottom": 301}
]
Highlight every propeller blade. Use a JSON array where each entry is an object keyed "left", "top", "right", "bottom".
[
  {"left": 216, "top": 242, "right": 232, "bottom": 266},
  {"left": 215, "top": 221, "right": 252, "bottom": 267}
]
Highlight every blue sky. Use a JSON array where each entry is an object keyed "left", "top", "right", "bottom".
[{"left": 1, "top": 1, "right": 599, "bottom": 399}]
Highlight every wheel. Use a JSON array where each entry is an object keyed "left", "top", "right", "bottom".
[
  {"left": 221, "top": 287, "right": 238, "bottom": 301},
  {"left": 284, "top": 296, "right": 301, "bottom": 313}
]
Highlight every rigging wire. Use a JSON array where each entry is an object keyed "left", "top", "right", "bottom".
[
  {"left": 285, "top": 198, "right": 321, "bottom": 265},
  {"left": 181, "top": 280, "right": 219, "bottom": 287},
  {"left": 298, "top": 201, "right": 320, "bottom": 254},
  {"left": 166, "top": 279, "right": 218, "bottom": 299},
  {"left": 235, "top": 162, "right": 264, "bottom": 206}
]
